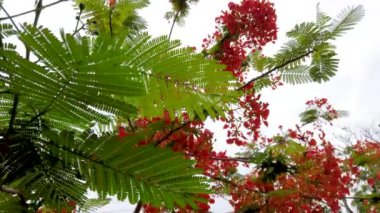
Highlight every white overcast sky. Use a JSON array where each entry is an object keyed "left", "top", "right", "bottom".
[{"left": 1, "top": 0, "right": 380, "bottom": 212}]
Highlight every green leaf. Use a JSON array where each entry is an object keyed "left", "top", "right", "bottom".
[
  {"left": 299, "top": 109, "right": 318, "bottom": 125},
  {"left": 37, "top": 127, "right": 211, "bottom": 209},
  {"left": 316, "top": 4, "right": 332, "bottom": 30},
  {"left": 75, "top": 0, "right": 149, "bottom": 35},
  {"left": 1, "top": 25, "right": 145, "bottom": 131},
  {"left": 281, "top": 65, "right": 313, "bottom": 85},
  {"left": 309, "top": 43, "right": 339, "bottom": 83},
  {"left": 124, "top": 34, "right": 240, "bottom": 119},
  {"left": 79, "top": 198, "right": 111, "bottom": 213},
  {"left": 328, "top": 5, "right": 365, "bottom": 39},
  {"left": 267, "top": 189, "right": 296, "bottom": 198}
]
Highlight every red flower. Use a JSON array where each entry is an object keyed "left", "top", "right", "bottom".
[
  {"left": 367, "top": 177, "right": 375, "bottom": 186},
  {"left": 118, "top": 126, "right": 127, "bottom": 138},
  {"left": 309, "top": 139, "right": 317, "bottom": 146},
  {"left": 108, "top": 0, "right": 116, "bottom": 7}
]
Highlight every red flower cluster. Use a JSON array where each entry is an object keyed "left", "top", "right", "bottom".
[
  {"left": 216, "top": 0, "right": 277, "bottom": 48},
  {"left": 108, "top": 0, "right": 116, "bottom": 8},
  {"left": 118, "top": 111, "right": 240, "bottom": 212},
  {"left": 222, "top": 93, "right": 269, "bottom": 146},
  {"left": 202, "top": 0, "right": 277, "bottom": 77},
  {"left": 229, "top": 140, "right": 350, "bottom": 212},
  {"left": 345, "top": 141, "right": 380, "bottom": 211}
]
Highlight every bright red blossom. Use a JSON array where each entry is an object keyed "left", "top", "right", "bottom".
[{"left": 202, "top": 0, "right": 277, "bottom": 77}]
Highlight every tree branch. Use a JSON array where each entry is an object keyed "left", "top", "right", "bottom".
[
  {"left": 127, "top": 117, "right": 135, "bottom": 132},
  {"left": 168, "top": 11, "right": 180, "bottom": 40},
  {"left": 0, "top": 0, "right": 68, "bottom": 21},
  {"left": 108, "top": 9, "right": 114, "bottom": 37},
  {"left": 154, "top": 121, "right": 191, "bottom": 147},
  {"left": 343, "top": 197, "right": 354, "bottom": 213},
  {"left": 0, "top": 5, "right": 20, "bottom": 32},
  {"left": 0, "top": 185, "right": 28, "bottom": 210},
  {"left": 238, "top": 49, "right": 314, "bottom": 90},
  {"left": 5, "top": 93, "right": 19, "bottom": 138},
  {"left": 133, "top": 200, "right": 142, "bottom": 213},
  {"left": 26, "top": 0, "right": 43, "bottom": 60},
  {"left": 209, "top": 156, "right": 251, "bottom": 163},
  {"left": 73, "top": 3, "right": 84, "bottom": 35}
]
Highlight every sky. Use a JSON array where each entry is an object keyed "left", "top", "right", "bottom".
[{"left": 1, "top": 0, "right": 380, "bottom": 212}]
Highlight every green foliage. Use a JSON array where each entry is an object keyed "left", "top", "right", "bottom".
[
  {"left": 299, "top": 109, "right": 319, "bottom": 125},
  {"left": 328, "top": 5, "right": 365, "bottom": 39},
  {"left": 79, "top": 198, "right": 111, "bottom": 212},
  {"left": 165, "top": 0, "right": 200, "bottom": 25},
  {"left": 0, "top": 4, "right": 235, "bottom": 210},
  {"left": 75, "top": 0, "right": 148, "bottom": 35},
  {"left": 0, "top": 1, "right": 364, "bottom": 212},
  {"left": 0, "top": 192, "right": 26, "bottom": 212},
  {"left": 0, "top": 25, "right": 237, "bottom": 132},
  {"left": 1, "top": 25, "right": 144, "bottom": 131},
  {"left": 280, "top": 65, "right": 313, "bottom": 85},
  {"left": 125, "top": 34, "right": 238, "bottom": 119},
  {"left": 0, "top": 23, "right": 16, "bottom": 38},
  {"left": 38, "top": 129, "right": 210, "bottom": 208},
  {"left": 251, "top": 5, "right": 364, "bottom": 87}
]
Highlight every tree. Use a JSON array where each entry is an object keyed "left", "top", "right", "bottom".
[{"left": 0, "top": 0, "right": 374, "bottom": 212}]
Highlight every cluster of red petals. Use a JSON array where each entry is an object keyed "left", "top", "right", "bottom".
[
  {"left": 347, "top": 141, "right": 380, "bottom": 190},
  {"left": 222, "top": 93, "right": 269, "bottom": 146},
  {"left": 306, "top": 98, "right": 337, "bottom": 116},
  {"left": 118, "top": 111, "right": 238, "bottom": 212},
  {"left": 216, "top": 0, "right": 277, "bottom": 47},
  {"left": 218, "top": 39, "right": 247, "bottom": 76},
  {"left": 229, "top": 141, "right": 350, "bottom": 213},
  {"left": 108, "top": 0, "right": 116, "bottom": 8},
  {"left": 202, "top": 0, "right": 277, "bottom": 78}
]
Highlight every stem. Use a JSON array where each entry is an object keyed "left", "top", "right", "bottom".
[
  {"left": 0, "top": 185, "right": 28, "bottom": 211},
  {"left": 0, "top": 0, "right": 68, "bottom": 21},
  {"left": 5, "top": 94, "right": 19, "bottom": 138},
  {"left": 343, "top": 198, "right": 354, "bottom": 213},
  {"left": 209, "top": 156, "right": 251, "bottom": 163},
  {"left": 27, "top": 110, "right": 47, "bottom": 125},
  {"left": 210, "top": 176, "right": 237, "bottom": 187},
  {"left": 133, "top": 200, "right": 142, "bottom": 213},
  {"left": 26, "top": 0, "right": 43, "bottom": 60},
  {"left": 0, "top": 5, "right": 20, "bottom": 32},
  {"left": 168, "top": 11, "right": 180, "bottom": 40},
  {"left": 32, "top": 0, "right": 43, "bottom": 27},
  {"left": 238, "top": 50, "right": 314, "bottom": 90},
  {"left": 108, "top": 9, "right": 113, "bottom": 37},
  {"left": 154, "top": 121, "right": 190, "bottom": 147},
  {"left": 73, "top": 4, "right": 85, "bottom": 35},
  {"left": 72, "top": 24, "right": 86, "bottom": 36},
  {"left": 127, "top": 118, "right": 135, "bottom": 132}
]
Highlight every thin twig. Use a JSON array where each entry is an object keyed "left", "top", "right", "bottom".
[
  {"left": 127, "top": 118, "right": 135, "bottom": 132},
  {"left": 0, "top": 5, "right": 20, "bottom": 32},
  {"left": 0, "top": 0, "right": 68, "bottom": 21},
  {"left": 5, "top": 94, "right": 18, "bottom": 138},
  {"left": 27, "top": 110, "right": 47, "bottom": 125},
  {"left": 108, "top": 9, "right": 113, "bottom": 37},
  {"left": 209, "top": 175, "right": 237, "bottom": 187},
  {"left": 72, "top": 23, "right": 86, "bottom": 36},
  {"left": 133, "top": 200, "right": 142, "bottom": 213},
  {"left": 26, "top": 0, "right": 43, "bottom": 60},
  {"left": 73, "top": 3, "right": 84, "bottom": 35},
  {"left": 154, "top": 121, "right": 190, "bottom": 147},
  {"left": 208, "top": 156, "right": 251, "bottom": 163},
  {"left": 343, "top": 198, "right": 354, "bottom": 213},
  {"left": 32, "top": 0, "right": 43, "bottom": 27},
  {"left": 0, "top": 185, "right": 28, "bottom": 210},
  {"left": 237, "top": 50, "right": 314, "bottom": 90},
  {"left": 168, "top": 11, "right": 180, "bottom": 40}
]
